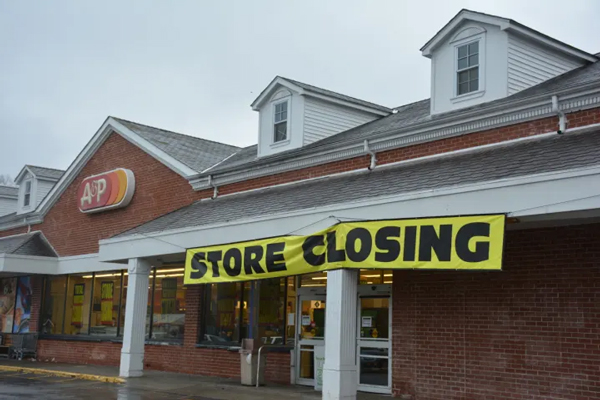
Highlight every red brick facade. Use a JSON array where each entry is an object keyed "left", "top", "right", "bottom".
[
  {"left": 393, "top": 223, "right": 600, "bottom": 400},
  {"left": 1, "top": 106, "right": 599, "bottom": 395}
]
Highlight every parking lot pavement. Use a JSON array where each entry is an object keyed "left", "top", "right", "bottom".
[{"left": 0, "top": 370, "right": 215, "bottom": 400}]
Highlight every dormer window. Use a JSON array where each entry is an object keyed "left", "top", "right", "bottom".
[
  {"left": 457, "top": 41, "right": 479, "bottom": 95},
  {"left": 273, "top": 101, "right": 288, "bottom": 143},
  {"left": 23, "top": 181, "right": 32, "bottom": 207}
]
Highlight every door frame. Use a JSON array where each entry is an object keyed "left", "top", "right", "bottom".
[
  {"left": 295, "top": 293, "right": 326, "bottom": 386},
  {"left": 356, "top": 284, "right": 392, "bottom": 394}
]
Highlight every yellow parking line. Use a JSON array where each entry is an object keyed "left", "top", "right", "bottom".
[{"left": 0, "top": 365, "right": 124, "bottom": 384}]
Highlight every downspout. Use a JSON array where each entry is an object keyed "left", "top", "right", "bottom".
[
  {"left": 364, "top": 139, "right": 377, "bottom": 171},
  {"left": 552, "top": 95, "right": 567, "bottom": 134},
  {"left": 208, "top": 175, "right": 218, "bottom": 199}
]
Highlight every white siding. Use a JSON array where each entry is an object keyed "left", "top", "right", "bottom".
[
  {"left": 36, "top": 179, "right": 56, "bottom": 207},
  {"left": 430, "top": 22, "right": 509, "bottom": 115},
  {"left": 507, "top": 35, "right": 583, "bottom": 95},
  {"left": 0, "top": 198, "right": 17, "bottom": 216},
  {"left": 303, "top": 97, "right": 377, "bottom": 145}
]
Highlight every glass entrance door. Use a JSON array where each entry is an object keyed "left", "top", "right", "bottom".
[
  {"left": 296, "top": 295, "right": 326, "bottom": 386},
  {"left": 357, "top": 295, "right": 391, "bottom": 394}
]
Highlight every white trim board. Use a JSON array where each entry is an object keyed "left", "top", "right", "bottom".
[{"left": 0, "top": 252, "right": 126, "bottom": 275}]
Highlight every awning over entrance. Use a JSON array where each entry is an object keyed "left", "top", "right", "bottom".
[{"left": 0, "top": 232, "right": 58, "bottom": 274}]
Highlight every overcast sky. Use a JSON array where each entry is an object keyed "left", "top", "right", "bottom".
[{"left": 1, "top": 1, "right": 598, "bottom": 178}]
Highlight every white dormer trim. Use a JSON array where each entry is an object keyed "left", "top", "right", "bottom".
[
  {"left": 15, "top": 166, "right": 35, "bottom": 185},
  {"left": 450, "top": 26, "right": 486, "bottom": 44},
  {"left": 421, "top": 9, "right": 597, "bottom": 62}
]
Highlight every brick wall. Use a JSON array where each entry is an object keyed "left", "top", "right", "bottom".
[
  {"left": 392, "top": 223, "right": 600, "bottom": 400},
  {"left": 0, "top": 132, "right": 198, "bottom": 256}
]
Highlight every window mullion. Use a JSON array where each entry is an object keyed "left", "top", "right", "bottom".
[
  {"left": 61, "top": 275, "right": 69, "bottom": 334},
  {"left": 11, "top": 277, "right": 19, "bottom": 334},
  {"left": 116, "top": 271, "right": 124, "bottom": 337},
  {"left": 87, "top": 273, "right": 95, "bottom": 335}
]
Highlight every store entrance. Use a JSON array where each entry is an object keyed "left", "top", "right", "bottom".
[
  {"left": 296, "top": 294, "right": 326, "bottom": 386},
  {"left": 294, "top": 271, "right": 392, "bottom": 394},
  {"left": 357, "top": 285, "right": 392, "bottom": 394}
]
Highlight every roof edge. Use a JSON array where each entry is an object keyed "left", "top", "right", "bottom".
[
  {"left": 251, "top": 76, "right": 391, "bottom": 114},
  {"left": 421, "top": 9, "right": 597, "bottom": 62},
  {"left": 190, "top": 81, "right": 600, "bottom": 189}
]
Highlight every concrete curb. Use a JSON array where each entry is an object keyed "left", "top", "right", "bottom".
[{"left": 0, "top": 365, "right": 125, "bottom": 383}]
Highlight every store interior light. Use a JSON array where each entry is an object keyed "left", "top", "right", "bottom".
[
  {"left": 302, "top": 284, "right": 326, "bottom": 287},
  {"left": 311, "top": 277, "right": 328, "bottom": 280}
]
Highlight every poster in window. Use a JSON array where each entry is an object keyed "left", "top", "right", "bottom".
[
  {"left": 100, "top": 282, "right": 114, "bottom": 326},
  {"left": 13, "top": 277, "right": 32, "bottom": 333},
  {"left": 71, "top": 283, "right": 85, "bottom": 327},
  {"left": 0, "top": 278, "right": 16, "bottom": 333},
  {"left": 161, "top": 278, "right": 177, "bottom": 314}
]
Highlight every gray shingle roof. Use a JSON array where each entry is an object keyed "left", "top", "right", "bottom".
[
  {"left": 0, "top": 186, "right": 18, "bottom": 198},
  {"left": 207, "top": 61, "right": 600, "bottom": 175},
  {"left": 27, "top": 166, "right": 64, "bottom": 180},
  {"left": 0, "top": 232, "right": 57, "bottom": 257},
  {"left": 281, "top": 77, "right": 392, "bottom": 113},
  {"left": 115, "top": 127, "right": 600, "bottom": 238},
  {"left": 113, "top": 118, "right": 241, "bottom": 173}
]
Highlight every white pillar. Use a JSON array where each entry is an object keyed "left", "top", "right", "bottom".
[
  {"left": 119, "top": 258, "right": 152, "bottom": 378},
  {"left": 322, "top": 269, "right": 358, "bottom": 400}
]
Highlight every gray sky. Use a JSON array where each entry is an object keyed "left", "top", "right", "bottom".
[{"left": 1, "top": 1, "right": 598, "bottom": 178}]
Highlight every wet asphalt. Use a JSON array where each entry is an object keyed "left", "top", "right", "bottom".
[{"left": 0, "top": 371, "right": 214, "bottom": 400}]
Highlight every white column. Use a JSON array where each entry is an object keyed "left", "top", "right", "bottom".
[
  {"left": 119, "top": 258, "right": 152, "bottom": 378},
  {"left": 322, "top": 269, "right": 358, "bottom": 400}
]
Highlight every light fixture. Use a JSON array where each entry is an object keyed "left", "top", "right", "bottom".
[{"left": 311, "top": 277, "right": 327, "bottom": 280}]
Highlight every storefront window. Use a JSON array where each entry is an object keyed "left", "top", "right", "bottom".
[
  {"left": 258, "top": 278, "right": 285, "bottom": 345},
  {"left": 41, "top": 276, "right": 67, "bottom": 334},
  {"left": 90, "top": 272, "right": 123, "bottom": 337},
  {"left": 150, "top": 267, "right": 185, "bottom": 341},
  {"left": 64, "top": 274, "right": 92, "bottom": 335},
  {"left": 300, "top": 272, "right": 327, "bottom": 287},
  {"left": 13, "top": 276, "right": 33, "bottom": 333},
  {"left": 201, "top": 282, "right": 248, "bottom": 345},
  {"left": 0, "top": 278, "right": 17, "bottom": 333},
  {"left": 41, "top": 267, "right": 186, "bottom": 341},
  {"left": 359, "top": 270, "right": 393, "bottom": 285}
]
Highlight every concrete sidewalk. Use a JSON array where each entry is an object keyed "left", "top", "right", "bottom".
[{"left": 0, "top": 359, "right": 390, "bottom": 399}]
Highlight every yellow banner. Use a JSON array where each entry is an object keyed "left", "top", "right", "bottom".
[
  {"left": 184, "top": 215, "right": 505, "bottom": 284},
  {"left": 100, "top": 282, "right": 114, "bottom": 326},
  {"left": 71, "top": 283, "right": 84, "bottom": 327}
]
